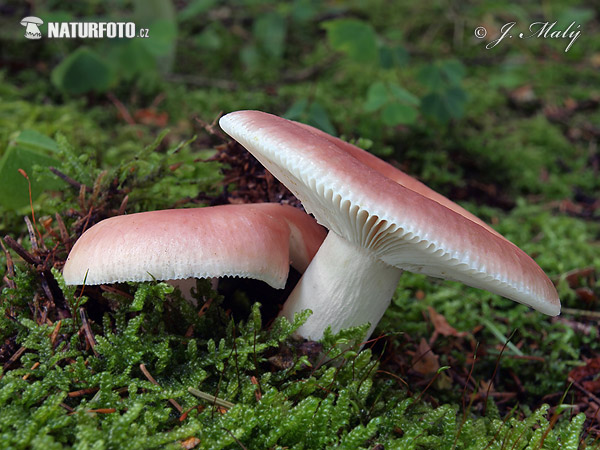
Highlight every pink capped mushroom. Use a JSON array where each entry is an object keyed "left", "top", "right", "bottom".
[
  {"left": 219, "top": 110, "right": 560, "bottom": 341},
  {"left": 63, "top": 203, "right": 326, "bottom": 295}
]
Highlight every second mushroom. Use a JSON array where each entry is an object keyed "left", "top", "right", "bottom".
[{"left": 63, "top": 203, "right": 326, "bottom": 299}]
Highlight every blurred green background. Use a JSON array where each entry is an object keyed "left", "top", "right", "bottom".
[{"left": 1, "top": 0, "right": 600, "bottom": 448}]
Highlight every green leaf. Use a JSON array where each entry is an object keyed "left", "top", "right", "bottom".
[
  {"left": 0, "top": 146, "right": 63, "bottom": 210},
  {"left": 195, "top": 24, "right": 223, "bottom": 51},
  {"left": 389, "top": 83, "right": 420, "bottom": 106},
  {"left": 444, "top": 86, "right": 467, "bottom": 116},
  {"left": 420, "top": 87, "right": 467, "bottom": 123},
  {"left": 364, "top": 82, "right": 419, "bottom": 122},
  {"left": 134, "top": 0, "right": 178, "bottom": 73},
  {"left": 418, "top": 64, "right": 444, "bottom": 90},
  {"left": 323, "top": 19, "right": 378, "bottom": 63},
  {"left": 378, "top": 44, "right": 409, "bottom": 69},
  {"left": 381, "top": 102, "right": 418, "bottom": 126},
  {"left": 284, "top": 100, "right": 335, "bottom": 135},
  {"left": 14, "top": 130, "right": 59, "bottom": 154},
  {"left": 141, "top": 19, "right": 178, "bottom": 58},
  {"left": 558, "top": 7, "right": 595, "bottom": 27},
  {"left": 284, "top": 98, "right": 309, "bottom": 120},
  {"left": 364, "top": 81, "right": 388, "bottom": 113},
  {"left": 107, "top": 40, "right": 157, "bottom": 82},
  {"left": 308, "top": 102, "right": 336, "bottom": 135},
  {"left": 421, "top": 93, "right": 448, "bottom": 122},
  {"left": 51, "top": 47, "right": 114, "bottom": 95},
  {"left": 178, "top": 0, "right": 218, "bottom": 21},
  {"left": 254, "top": 11, "right": 287, "bottom": 60},
  {"left": 439, "top": 59, "right": 466, "bottom": 85},
  {"left": 240, "top": 44, "right": 261, "bottom": 72},
  {"left": 419, "top": 60, "right": 465, "bottom": 90},
  {"left": 291, "top": 0, "right": 318, "bottom": 22}
]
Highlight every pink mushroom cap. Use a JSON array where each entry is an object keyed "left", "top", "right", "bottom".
[
  {"left": 219, "top": 110, "right": 560, "bottom": 316},
  {"left": 63, "top": 203, "right": 326, "bottom": 288}
]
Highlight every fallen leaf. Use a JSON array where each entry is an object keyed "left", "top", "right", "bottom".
[
  {"left": 565, "top": 267, "right": 595, "bottom": 288},
  {"left": 569, "top": 357, "right": 600, "bottom": 383},
  {"left": 576, "top": 287, "right": 597, "bottom": 303},
  {"left": 180, "top": 437, "right": 201, "bottom": 449},
  {"left": 412, "top": 338, "right": 439, "bottom": 376},
  {"left": 428, "top": 306, "right": 467, "bottom": 345},
  {"left": 134, "top": 108, "right": 168, "bottom": 127}
]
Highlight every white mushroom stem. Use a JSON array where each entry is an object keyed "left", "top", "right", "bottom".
[{"left": 280, "top": 231, "right": 402, "bottom": 341}]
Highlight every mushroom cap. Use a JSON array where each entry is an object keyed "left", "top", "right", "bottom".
[
  {"left": 21, "top": 16, "right": 43, "bottom": 25},
  {"left": 291, "top": 120, "right": 507, "bottom": 241},
  {"left": 63, "top": 203, "right": 326, "bottom": 288},
  {"left": 219, "top": 110, "right": 560, "bottom": 315}
]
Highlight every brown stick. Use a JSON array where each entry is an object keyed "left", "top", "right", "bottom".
[
  {"left": 50, "top": 320, "right": 62, "bottom": 348},
  {"left": 24, "top": 216, "right": 40, "bottom": 251},
  {"left": 68, "top": 387, "right": 100, "bottom": 398},
  {"left": 87, "top": 408, "right": 117, "bottom": 414},
  {"left": 55, "top": 213, "right": 71, "bottom": 253},
  {"left": 22, "top": 361, "right": 40, "bottom": 380},
  {"left": 0, "top": 238, "right": 16, "bottom": 289},
  {"left": 106, "top": 92, "right": 137, "bottom": 126},
  {"left": 49, "top": 167, "right": 92, "bottom": 193},
  {"left": 79, "top": 308, "right": 99, "bottom": 357},
  {"left": 3, "top": 235, "right": 40, "bottom": 265},
  {"left": 3, "top": 346, "right": 26, "bottom": 370},
  {"left": 569, "top": 376, "right": 600, "bottom": 406}
]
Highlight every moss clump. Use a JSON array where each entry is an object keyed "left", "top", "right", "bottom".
[{"left": 0, "top": 273, "right": 588, "bottom": 449}]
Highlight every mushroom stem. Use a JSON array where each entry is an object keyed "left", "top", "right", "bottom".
[{"left": 280, "top": 232, "right": 402, "bottom": 341}]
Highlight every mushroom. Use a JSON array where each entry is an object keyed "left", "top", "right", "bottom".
[
  {"left": 63, "top": 203, "right": 326, "bottom": 297},
  {"left": 20, "top": 17, "right": 43, "bottom": 40},
  {"left": 219, "top": 111, "right": 560, "bottom": 340}
]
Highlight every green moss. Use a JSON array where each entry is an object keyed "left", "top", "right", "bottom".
[
  {"left": 1, "top": 0, "right": 599, "bottom": 446},
  {"left": 0, "top": 276, "right": 589, "bottom": 448}
]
